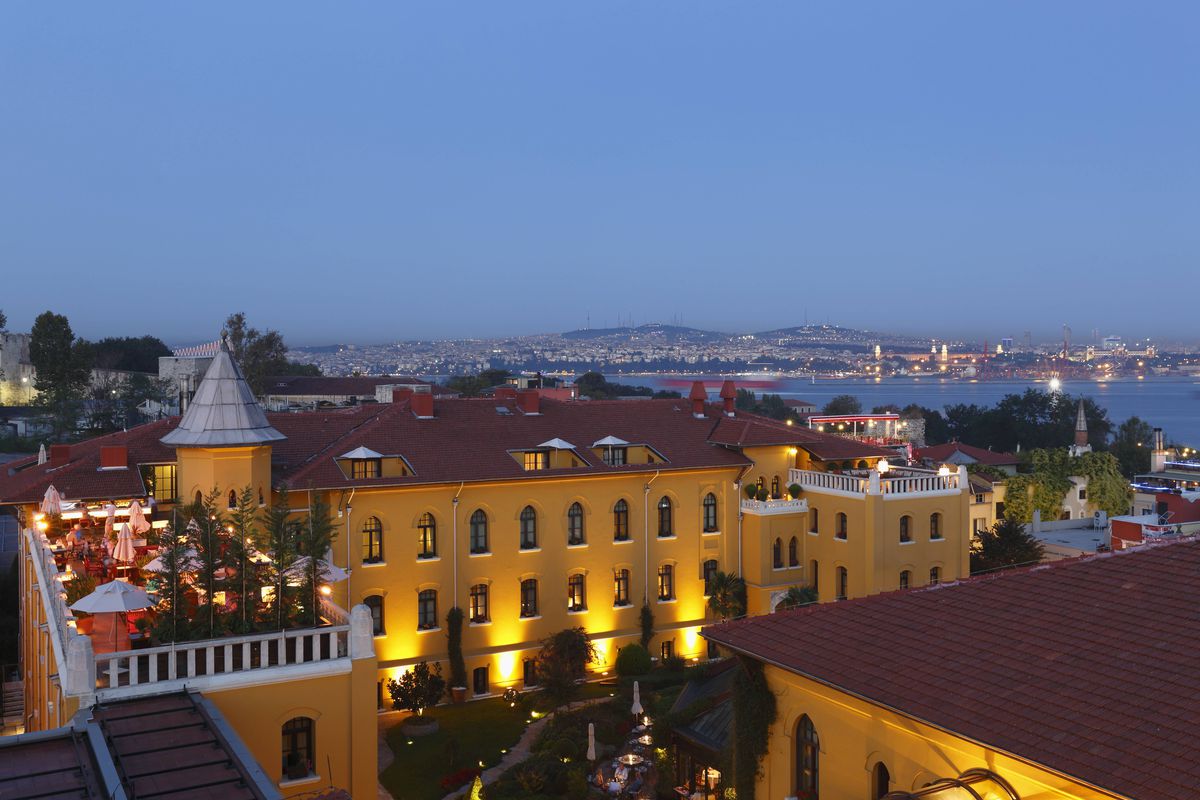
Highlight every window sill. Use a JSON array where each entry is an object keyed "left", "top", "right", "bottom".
[
  {"left": 808, "top": 530, "right": 819, "bottom": 536},
  {"left": 373, "top": 632, "right": 387, "bottom": 639},
  {"left": 417, "top": 555, "right": 441, "bottom": 562},
  {"left": 567, "top": 608, "right": 588, "bottom": 615},
  {"left": 702, "top": 530, "right": 721, "bottom": 537},
  {"left": 469, "top": 620, "right": 492, "bottom": 627},
  {"left": 930, "top": 537, "right": 945, "bottom": 542},
  {"left": 657, "top": 535, "right": 677, "bottom": 541},
  {"left": 279, "top": 775, "right": 321, "bottom": 789},
  {"left": 899, "top": 540, "right": 915, "bottom": 546},
  {"left": 834, "top": 536, "right": 847, "bottom": 542},
  {"left": 613, "top": 602, "right": 633, "bottom": 609},
  {"left": 566, "top": 543, "right": 588, "bottom": 549},
  {"left": 468, "top": 552, "right": 492, "bottom": 558},
  {"left": 657, "top": 598, "right": 677, "bottom": 605},
  {"left": 519, "top": 615, "right": 542, "bottom": 621},
  {"left": 613, "top": 538, "right": 633, "bottom": 545},
  {"left": 361, "top": 561, "right": 387, "bottom": 568},
  {"left": 416, "top": 626, "right": 441, "bottom": 634},
  {"left": 519, "top": 547, "right": 541, "bottom": 553}
]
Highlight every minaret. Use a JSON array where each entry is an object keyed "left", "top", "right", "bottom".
[{"left": 1069, "top": 400, "right": 1092, "bottom": 457}]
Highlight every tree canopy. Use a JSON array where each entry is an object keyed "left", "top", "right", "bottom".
[
  {"left": 536, "top": 627, "right": 596, "bottom": 708},
  {"left": 1110, "top": 416, "right": 1154, "bottom": 478},
  {"left": 821, "top": 394, "right": 862, "bottom": 415},
  {"left": 445, "top": 369, "right": 512, "bottom": 397},
  {"left": 1003, "top": 449, "right": 1130, "bottom": 523},
  {"left": 706, "top": 571, "right": 747, "bottom": 621},
  {"left": 575, "top": 371, "right": 679, "bottom": 400},
  {"left": 29, "top": 311, "right": 92, "bottom": 438},
  {"left": 222, "top": 312, "right": 319, "bottom": 395},
  {"left": 90, "top": 335, "right": 171, "bottom": 373},
  {"left": 970, "top": 517, "right": 1045, "bottom": 573},
  {"left": 943, "top": 390, "right": 1111, "bottom": 453}
]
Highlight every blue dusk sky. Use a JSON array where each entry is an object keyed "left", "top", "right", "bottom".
[{"left": 1, "top": 3, "right": 1197, "bottom": 346}]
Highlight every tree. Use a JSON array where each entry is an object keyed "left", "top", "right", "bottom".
[
  {"left": 971, "top": 517, "right": 1045, "bottom": 573},
  {"left": 227, "top": 486, "right": 263, "bottom": 633},
  {"left": 1111, "top": 416, "right": 1154, "bottom": 478},
  {"left": 257, "top": 487, "right": 302, "bottom": 630},
  {"left": 0, "top": 308, "right": 6, "bottom": 331},
  {"left": 388, "top": 661, "right": 447, "bottom": 717},
  {"left": 222, "top": 312, "right": 318, "bottom": 395},
  {"left": 706, "top": 571, "right": 747, "bottom": 621},
  {"left": 445, "top": 369, "right": 512, "bottom": 398},
  {"left": 446, "top": 606, "right": 468, "bottom": 691},
  {"left": 536, "top": 627, "right": 597, "bottom": 708},
  {"left": 295, "top": 491, "right": 338, "bottom": 627},
  {"left": 187, "top": 488, "right": 229, "bottom": 639},
  {"left": 90, "top": 335, "right": 171, "bottom": 373},
  {"left": 776, "top": 585, "right": 818, "bottom": 609},
  {"left": 639, "top": 602, "right": 654, "bottom": 649},
  {"left": 821, "top": 394, "right": 861, "bottom": 415},
  {"left": 29, "top": 311, "right": 92, "bottom": 438}
]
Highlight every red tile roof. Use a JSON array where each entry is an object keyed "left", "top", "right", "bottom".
[
  {"left": 704, "top": 539, "right": 1200, "bottom": 800},
  {"left": 914, "top": 442, "right": 1018, "bottom": 466},
  {"left": 263, "top": 374, "right": 431, "bottom": 397},
  {"left": 707, "top": 415, "right": 894, "bottom": 461}
]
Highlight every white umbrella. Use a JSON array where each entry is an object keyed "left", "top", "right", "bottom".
[
  {"left": 143, "top": 547, "right": 201, "bottom": 573},
  {"left": 41, "top": 485, "right": 63, "bottom": 516},
  {"left": 37, "top": 444, "right": 47, "bottom": 465},
  {"left": 247, "top": 548, "right": 273, "bottom": 565},
  {"left": 113, "top": 523, "right": 136, "bottom": 564},
  {"left": 69, "top": 579, "right": 153, "bottom": 614},
  {"left": 586, "top": 722, "right": 596, "bottom": 761},
  {"left": 631, "top": 680, "right": 643, "bottom": 716},
  {"left": 285, "top": 556, "right": 349, "bottom": 583},
  {"left": 128, "top": 501, "right": 151, "bottom": 535}
]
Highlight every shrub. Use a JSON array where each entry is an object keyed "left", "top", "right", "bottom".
[
  {"left": 446, "top": 606, "right": 467, "bottom": 690},
  {"left": 787, "top": 483, "right": 802, "bottom": 498},
  {"left": 664, "top": 654, "right": 686, "bottom": 672},
  {"left": 755, "top": 487, "right": 769, "bottom": 501},
  {"left": 615, "top": 643, "right": 652, "bottom": 677},
  {"left": 565, "top": 768, "right": 589, "bottom": 800},
  {"left": 743, "top": 484, "right": 758, "bottom": 500},
  {"left": 388, "top": 661, "right": 446, "bottom": 716},
  {"left": 552, "top": 737, "right": 578, "bottom": 761},
  {"left": 639, "top": 603, "right": 654, "bottom": 650}
]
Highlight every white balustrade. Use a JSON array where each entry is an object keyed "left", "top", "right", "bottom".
[
  {"left": 740, "top": 497, "right": 809, "bottom": 516},
  {"left": 789, "top": 468, "right": 961, "bottom": 497}
]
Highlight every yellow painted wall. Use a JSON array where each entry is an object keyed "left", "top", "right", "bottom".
[
  {"left": 176, "top": 445, "right": 272, "bottom": 507},
  {"left": 759, "top": 663, "right": 1121, "bottom": 800}
]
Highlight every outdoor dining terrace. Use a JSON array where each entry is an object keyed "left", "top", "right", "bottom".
[{"left": 788, "top": 463, "right": 967, "bottom": 499}]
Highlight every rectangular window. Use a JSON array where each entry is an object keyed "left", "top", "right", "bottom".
[
  {"left": 472, "top": 666, "right": 489, "bottom": 696},
  {"left": 568, "top": 574, "right": 587, "bottom": 612},
  {"left": 657, "top": 565, "right": 674, "bottom": 601},
  {"left": 1079, "top": 488, "right": 1087, "bottom": 500},
  {"left": 417, "top": 590, "right": 437, "bottom": 630},
  {"left": 142, "top": 464, "right": 178, "bottom": 503},
  {"left": 523, "top": 451, "right": 549, "bottom": 471},
  {"left": 602, "top": 446, "right": 627, "bottom": 466},
  {"left": 520, "top": 579, "right": 539, "bottom": 618},
  {"left": 614, "top": 569, "right": 630, "bottom": 606},
  {"left": 660, "top": 640, "right": 674, "bottom": 661},
  {"left": 523, "top": 658, "right": 538, "bottom": 687},
  {"left": 351, "top": 459, "right": 381, "bottom": 479},
  {"left": 469, "top": 584, "right": 489, "bottom": 623},
  {"left": 281, "top": 717, "right": 314, "bottom": 780}
]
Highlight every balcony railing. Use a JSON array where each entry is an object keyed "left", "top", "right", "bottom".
[
  {"left": 788, "top": 467, "right": 963, "bottom": 498},
  {"left": 740, "top": 497, "right": 809, "bottom": 516}
]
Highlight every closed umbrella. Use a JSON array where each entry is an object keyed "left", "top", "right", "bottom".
[
  {"left": 37, "top": 444, "right": 46, "bottom": 465},
  {"left": 104, "top": 502, "right": 116, "bottom": 536},
  {"left": 587, "top": 722, "right": 596, "bottom": 761},
  {"left": 113, "top": 523, "right": 136, "bottom": 564},
  {"left": 128, "top": 501, "right": 151, "bottom": 535},
  {"left": 631, "top": 680, "right": 643, "bottom": 716},
  {"left": 41, "top": 485, "right": 63, "bottom": 516}
]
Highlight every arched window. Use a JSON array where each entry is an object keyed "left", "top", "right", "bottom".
[
  {"left": 810, "top": 560, "right": 819, "bottom": 596},
  {"left": 702, "top": 493, "right": 718, "bottom": 532},
  {"left": 835, "top": 513, "right": 847, "bottom": 540},
  {"left": 228, "top": 489, "right": 237, "bottom": 510},
  {"left": 756, "top": 475, "right": 765, "bottom": 491},
  {"left": 899, "top": 515, "right": 912, "bottom": 543},
  {"left": 930, "top": 566, "right": 941, "bottom": 585},
  {"left": 281, "top": 716, "right": 315, "bottom": 780},
  {"left": 614, "top": 568, "right": 631, "bottom": 606},
  {"left": 771, "top": 475, "right": 781, "bottom": 499},
  {"left": 362, "top": 516, "right": 384, "bottom": 564},
  {"left": 417, "top": 589, "right": 438, "bottom": 630},
  {"left": 795, "top": 715, "right": 818, "bottom": 797},
  {"left": 836, "top": 566, "right": 848, "bottom": 600},
  {"left": 930, "top": 512, "right": 943, "bottom": 540},
  {"left": 364, "top": 594, "right": 384, "bottom": 635},
  {"left": 613, "top": 499, "right": 630, "bottom": 541},
  {"left": 567, "top": 574, "right": 587, "bottom": 612},
  {"left": 567, "top": 502, "right": 585, "bottom": 545},
  {"left": 520, "top": 578, "right": 539, "bottom": 618},
  {"left": 469, "top": 509, "right": 488, "bottom": 554},
  {"left": 417, "top": 512, "right": 437, "bottom": 559},
  {"left": 702, "top": 559, "right": 719, "bottom": 596},
  {"left": 872, "top": 761, "right": 891, "bottom": 799},
  {"left": 900, "top": 570, "right": 911, "bottom": 590},
  {"left": 772, "top": 538, "right": 783, "bottom": 569},
  {"left": 194, "top": 490, "right": 203, "bottom": 507},
  {"left": 788, "top": 536, "right": 799, "bottom": 567},
  {"left": 519, "top": 506, "right": 537, "bottom": 550},
  {"left": 657, "top": 564, "right": 675, "bottom": 601},
  {"left": 657, "top": 497, "right": 673, "bottom": 537},
  {"left": 258, "top": 487, "right": 265, "bottom": 506},
  {"left": 469, "top": 583, "right": 489, "bottom": 623},
  {"left": 810, "top": 507, "right": 819, "bottom": 534}
]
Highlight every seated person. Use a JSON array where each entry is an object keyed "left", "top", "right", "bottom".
[{"left": 67, "top": 524, "right": 86, "bottom": 551}]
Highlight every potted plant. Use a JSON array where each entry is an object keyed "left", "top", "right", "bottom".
[
  {"left": 65, "top": 574, "right": 97, "bottom": 635},
  {"left": 755, "top": 487, "right": 769, "bottom": 502},
  {"left": 743, "top": 484, "right": 758, "bottom": 501},
  {"left": 788, "top": 483, "right": 803, "bottom": 499},
  {"left": 446, "top": 607, "right": 468, "bottom": 703}
]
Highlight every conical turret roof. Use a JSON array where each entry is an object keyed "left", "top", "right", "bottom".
[{"left": 161, "top": 344, "right": 286, "bottom": 447}]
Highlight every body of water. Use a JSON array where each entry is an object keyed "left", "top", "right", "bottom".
[{"left": 610, "top": 375, "right": 1200, "bottom": 445}]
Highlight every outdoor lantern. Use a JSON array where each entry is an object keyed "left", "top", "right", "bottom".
[
  {"left": 938, "top": 465, "right": 952, "bottom": 476},
  {"left": 877, "top": 459, "right": 890, "bottom": 474}
]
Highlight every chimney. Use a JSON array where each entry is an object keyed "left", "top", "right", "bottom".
[
  {"left": 1151, "top": 427, "right": 1167, "bottom": 473},
  {"left": 495, "top": 386, "right": 517, "bottom": 402},
  {"left": 49, "top": 444, "right": 71, "bottom": 466},
  {"left": 100, "top": 446, "right": 128, "bottom": 469},
  {"left": 392, "top": 388, "right": 414, "bottom": 404},
  {"left": 411, "top": 392, "right": 434, "bottom": 419},
  {"left": 719, "top": 380, "right": 737, "bottom": 417},
  {"left": 689, "top": 381, "right": 707, "bottom": 419},
  {"left": 517, "top": 389, "right": 540, "bottom": 415}
]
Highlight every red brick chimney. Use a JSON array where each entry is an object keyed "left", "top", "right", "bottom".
[
  {"left": 689, "top": 381, "right": 707, "bottom": 418},
  {"left": 392, "top": 388, "right": 414, "bottom": 404},
  {"left": 495, "top": 386, "right": 517, "bottom": 402},
  {"left": 719, "top": 380, "right": 737, "bottom": 417},
  {"left": 517, "top": 389, "right": 540, "bottom": 415},
  {"left": 411, "top": 392, "right": 434, "bottom": 419},
  {"left": 49, "top": 444, "right": 71, "bottom": 466},
  {"left": 100, "top": 446, "right": 128, "bottom": 469}
]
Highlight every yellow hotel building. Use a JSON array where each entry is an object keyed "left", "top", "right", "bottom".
[
  {"left": 2, "top": 351, "right": 971, "bottom": 793},
  {"left": 704, "top": 538, "right": 1199, "bottom": 800}
]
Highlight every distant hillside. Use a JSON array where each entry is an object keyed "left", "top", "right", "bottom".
[{"left": 561, "top": 323, "right": 730, "bottom": 342}]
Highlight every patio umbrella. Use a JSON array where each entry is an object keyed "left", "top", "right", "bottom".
[
  {"left": 37, "top": 444, "right": 46, "bottom": 465},
  {"left": 70, "top": 578, "right": 153, "bottom": 650},
  {"left": 284, "top": 556, "right": 350, "bottom": 584},
  {"left": 41, "top": 485, "right": 63, "bottom": 516},
  {"left": 143, "top": 547, "right": 201, "bottom": 573},
  {"left": 113, "top": 523, "right": 136, "bottom": 564},
  {"left": 128, "top": 501, "right": 151, "bottom": 535},
  {"left": 631, "top": 681, "right": 643, "bottom": 716},
  {"left": 587, "top": 722, "right": 596, "bottom": 761}
]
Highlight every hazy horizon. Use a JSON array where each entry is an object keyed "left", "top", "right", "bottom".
[{"left": 3, "top": 3, "right": 1197, "bottom": 345}]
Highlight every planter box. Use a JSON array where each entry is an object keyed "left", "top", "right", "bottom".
[{"left": 401, "top": 716, "right": 440, "bottom": 737}]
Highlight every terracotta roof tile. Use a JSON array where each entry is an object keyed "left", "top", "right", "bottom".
[
  {"left": 914, "top": 442, "right": 1019, "bottom": 466},
  {"left": 704, "top": 539, "right": 1200, "bottom": 800}
]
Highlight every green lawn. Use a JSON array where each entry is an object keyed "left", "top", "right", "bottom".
[{"left": 380, "top": 682, "right": 626, "bottom": 800}]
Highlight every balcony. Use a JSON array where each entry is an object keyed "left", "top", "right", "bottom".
[
  {"left": 788, "top": 466, "right": 964, "bottom": 499},
  {"left": 740, "top": 497, "right": 809, "bottom": 516}
]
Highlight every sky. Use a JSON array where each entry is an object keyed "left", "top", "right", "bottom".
[{"left": 1, "top": 3, "right": 1197, "bottom": 346}]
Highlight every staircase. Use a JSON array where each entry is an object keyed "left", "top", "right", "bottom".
[{"left": 1, "top": 677, "right": 23, "bottom": 735}]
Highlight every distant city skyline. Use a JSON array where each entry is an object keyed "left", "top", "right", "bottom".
[{"left": 2, "top": 3, "right": 1197, "bottom": 343}]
